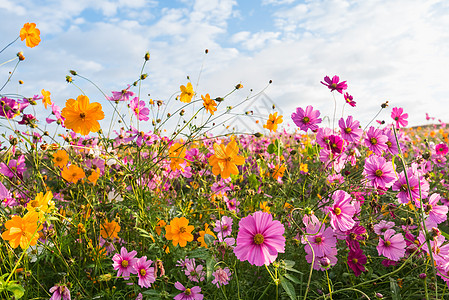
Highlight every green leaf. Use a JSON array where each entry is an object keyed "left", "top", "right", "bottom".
[
  {"left": 283, "top": 260, "right": 303, "bottom": 274},
  {"left": 206, "top": 256, "right": 215, "bottom": 282},
  {"left": 389, "top": 277, "right": 402, "bottom": 300},
  {"left": 280, "top": 276, "right": 296, "bottom": 300},
  {"left": 188, "top": 248, "right": 211, "bottom": 260},
  {"left": 267, "top": 143, "right": 276, "bottom": 154},
  {"left": 6, "top": 283, "right": 25, "bottom": 299},
  {"left": 248, "top": 174, "right": 260, "bottom": 189},
  {"left": 204, "top": 234, "right": 215, "bottom": 248},
  {"left": 284, "top": 273, "right": 301, "bottom": 285},
  {"left": 440, "top": 227, "right": 449, "bottom": 240}
]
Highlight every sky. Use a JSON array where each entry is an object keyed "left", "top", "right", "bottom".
[{"left": 1, "top": 0, "right": 448, "bottom": 137}]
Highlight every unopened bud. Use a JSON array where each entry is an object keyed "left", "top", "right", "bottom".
[
  {"left": 235, "top": 83, "right": 243, "bottom": 89},
  {"left": 66, "top": 76, "right": 73, "bottom": 83},
  {"left": 381, "top": 101, "right": 389, "bottom": 108},
  {"left": 254, "top": 132, "right": 262, "bottom": 138},
  {"left": 140, "top": 74, "right": 148, "bottom": 80},
  {"left": 69, "top": 70, "right": 77, "bottom": 76},
  {"left": 17, "top": 51, "right": 25, "bottom": 61},
  {"left": 144, "top": 51, "right": 150, "bottom": 61}
]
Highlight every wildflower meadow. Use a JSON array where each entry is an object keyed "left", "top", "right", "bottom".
[{"left": 1, "top": 23, "right": 449, "bottom": 300}]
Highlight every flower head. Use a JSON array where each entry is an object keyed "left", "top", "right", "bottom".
[
  {"left": 61, "top": 164, "right": 85, "bottom": 183},
  {"left": 26, "top": 191, "right": 53, "bottom": 222},
  {"left": 339, "top": 116, "right": 362, "bottom": 142},
  {"left": 49, "top": 283, "right": 71, "bottom": 300},
  {"left": 197, "top": 223, "right": 216, "bottom": 248},
  {"left": 214, "top": 216, "right": 233, "bottom": 239},
  {"left": 321, "top": 75, "right": 347, "bottom": 94},
  {"left": 391, "top": 107, "right": 408, "bottom": 128},
  {"left": 202, "top": 94, "right": 217, "bottom": 115},
  {"left": 61, "top": 95, "right": 105, "bottom": 136},
  {"left": 165, "top": 217, "right": 194, "bottom": 247},
  {"left": 2, "top": 212, "right": 42, "bottom": 249},
  {"left": 347, "top": 248, "right": 367, "bottom": 277},
  {"left": 41, "top": 89, "right": 52, "bottom": 109},
  {"left": 174, "top": 282, "right": 203, "bottom": 300},
  {"left": 329, "top": 190, "right": 356, "bottom": 232},
  {"left": 20, "top": 23, "right": 41, "bottom": 48},
  {"left": 263, "top": 112, "right": 283, "bottom": 132},
  {"left": 364, "top": 126, "right": 388, "bottom": 155},
  {"left": 233, "top": 211, "right": 285, "bottom": 266},
  {"left": 377, "top": 229, "right": 406, "bottom": 261},
  {"left": 344, "top": 92, "right": 356, "bottom": 107},
  {"left": 212, "top": 267, "right": 232, "bottom": 288},
  {"left": 291, "top": 105, "right": 322, "bottom": 132},
  {"left": 363, "top": 155, "right": 396, "bottom": 189},
  {"left": 133, "top": 256, "right": 155, "bottom": 288},
  {"left": 100, "top": 220, "right": 121, "bottom": 239},
  {"left": 208, "top": 139, "right": 245, "bottom": 178},
  {"left": 180, "top": 82, "right": 194, "bottom": 103},
  {"left": 129, "top": 97, "right": 150, "bottom": 121},
  {"left": 112, "top": 247, "right": 138, "bottom": 280},
  {"left": 435, "top": 143, "right": 448, "bottom": 156},
  {"left": 53, "top": 150, "right": 69, "bottom": 168}
]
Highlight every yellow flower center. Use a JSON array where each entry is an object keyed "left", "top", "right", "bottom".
[
  {"left": 179, "top": 226, "right": 186, "bottom": 233},
  {"left": 185, "top": 288, "right": 191, "bottom": 295},
  {"left": 375, "top": 169, "right": 383, "bottom": 177},
  {"left": 352, "top": 258, "right": 358, "bottom": 264},
  {"left": 384, "top": 240, "right": 391, "bottom": 247},
  {"left": 315, "top": 237, "right": 322, "bottom": 243},
  {"left": 80, "top": 112, "right": 86, "bottom": 119},
  {"left": 134, "top": 108, "right": 140, "bottom": 114},
  {"left": 140, "top": 268, "right": 146, "bottom": 276},
  {"left": 401, "top": 184, "right": 408, "bottom": 192},
  {"left": 345, "top": 127, "right": 352, "bottom": 134},
  {"left": 370, "top": 137, "right": 377, "bottom": 145},
  {"left": 331, "top": 83, "right": 337, "bottom": 88},
  {"left": 334, "top": 207, "right": 341, "bottom": 216},
  {"left": 30, "top": 200, "right": 39, "bottom": 207},
  {"left": 121, "top": 260, "right": 128, "bottom": 268},
  {"left": 303, "top": 116, "right": 310, "bottom": 123},
  {"left": 55, "top": 157, "right": 62, "bottom": 162},
  {"left": 386, "top": 141, "right": 392, "bottom": 147},
  {"left": 254, "top": 233, "right": 265, "bottom": 245}
]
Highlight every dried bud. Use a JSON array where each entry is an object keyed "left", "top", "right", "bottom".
[
  {"left": 235, "top": 83, "right": 243, "bottom": 89},
  {"left": 157, "top": 100, "right": 163, "bottom": 107},
  {"left": 205, "top": 49, "right": 209, "bottom": 54},
  {"left": 381, "top": 101, "right": 389, "bottom": 108},
  {"left": 140, "top": 74, "right": 148, "bottom": 80},
  {"left": 17, "top": 51, "right": 25, "bottom": 61},
  {"left": 69, "top": 70, "right": 77, "bottom": 76},
  {"left": 180, "top": 109, "right": 185, "bottom": 116},
  {"left": 144, "top": 51, "right": 150, "bottom": 61},
  {"left": 215, "top": 97, "right": 224, "bottom": 102},
  {"left": 269, "top": 80, "right": 273, "bottom": 84}
]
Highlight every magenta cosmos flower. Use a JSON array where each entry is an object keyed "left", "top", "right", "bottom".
[
  {"left": 329, "top": 190, "right": 356, "bottom": 232},
  {"left": 174, "top": 281, "right": 203, "bottom": 300},
  {"left": 435, "top": 143, "right": 448, "bottom": 156},
  {"left": 302, "top": 223, "right": 337, "bottom": 257},
  {"left": 347, "top": 248, "right": 367, "bottom": 277},
  {"left": 234, "top": 211, "right": 285, "bottom": 266},
  {"left": 422, "top": 193, "right": 448, "bottom": 226},
  {"left": 129, "top": 97, "right": 150, "bottom": 121},
  {"left": 339, "top": 116, "right": 362, "bottom": 143},
  {"left": 364, "top": 126, "right": 388, "bottom": 155},
  {"left": 363, "top": 155, "right": 396, "bottom": 189},
  {"left": 133, "top": 256, "right": 155, "bottom": 288},
  {"left": 377, "top": 229, "right": 406, "bottom": 261},
  {"left": 112, "top": 247, "right": 138, "bottom": 280},
  {"left": 344, "top": 92, "right": 356, "bottom": 107},
  {"left": 320, "top": 75, "right": 348, "bottom": 94},
  {"left": 327, "top": 134, "right": 345, "bottom": 154},
  {"left": 391, "top": 107, "right": 408, "bottom": 128},
  {"left": 392, "top": 169, "right": 429, "bottom": 204},
  {"left": 291, "top": 105, "right": 322, "bottom": 132},
  {"left": 0, "top": 155, "right": 26, "bottom": 178},
  {"left": 49, "top": 283, "right": 71, "bottom": 300}
]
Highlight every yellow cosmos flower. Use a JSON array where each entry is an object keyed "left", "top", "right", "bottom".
[
  {"left": 260, "top": 201, "right": 271, "bottom": 213},
  {"left": 61, "top": 164, "right": 85, "bottom": 183},
  {"left": 61, "top": 95, "right": 105, "bottom": 136},
  {"left": 26, "top": 191, "right": 54, "bottom": 222},
  {"left": 201, "top": 94, "right": 217, "bottom": 115},
  {"left": 179, "top": 82, "right": 194, "bottom": 103},
  {"left": 1, "top": 212, "right": 42, "bottom": 249},
  {"left": 100, "top": 220, "right": 121, "bottom": 239},
  {"left": 20, "top": 23, "right": 41, "bottom": 48},
  {"left": 165, "top": 217, "right": 194, "bottom": 247},
  {"left": 263, "top": 112, "right": 283, "bottom": 132},
  {"left": 197, "top": 223, "right": 216, "bottom": 248},
  {"left": 208, "top": 138, "right": 245, "bottom": 178},
  {"left": 53, "top": 149, "right": 69, "bottom": 168},
  {"left": 41, "top": 89, "right": 52, "bottom": 109}
]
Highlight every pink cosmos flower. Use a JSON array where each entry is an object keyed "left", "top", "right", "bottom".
[
  {"left": 329, "top": 190, "right": 356, "bottom": 232},
  {"left": 107, "top": 87, "right": 135, "bottom": 102},
  {"left": 327, "top": 135, "right": 345, "bottom": 154},
  {"left": 316, "top": 127, "right": 332, "bottom": 148},
  {"left": 112, "top": 247, "right": 138, "bottom": 280},
  {"left": 345, "top": 225, "right": 367, "bottom": 251},
  {"left": 185, "top": 260, "right": 205, "bottom": 283},
  {"left": 174, "top": 282, "right": 203, "bottom": 300},
  {"left": 384, "top": 129, "right": 399, "bottom": 155},
  {"left": 363, "top": 155, "right": 396, "bottom": 189},
  {"left": 392, "top": 168, "right": 429, "bottom": 204},
  {"left": 364, "top": 126, "right": 388, "bottom": 155},
  {"left": 344, "top": 92, "right": 356, "bottom": 107},
  {"left": 347, "top": 248, "right": 367, "bottom": 277},
  {"left": 0, "top": 155, "right": 26, "bottom": 178},
  {"left": 391, "top": 107, "right": 408, "bottom": 128},
  {"left": 129, "top": 97, "right": 150, "bottom": 121},
  {"left": 305, "top": 247, "right": 338, "bottom": 271},
  {"left": 374, "top": 220, "right": 395, "bottom": 235},
  {"left": 291, "top": 105, "right": 322, "bottom": 132},
  {"left": 302, "top": 223, "right": 337, "bottom": 257},
  {"left": 225, "top": 197, "right": 240, "bottom": 213},
  {"left": 377, "top": 229, "right": 406, "bottom": 261},
  {"left": 213, "top": 216, "right": 233, "bottom": 239},
  {"left": 320, "top": 75, "right": 348, "bottom": 94},
  {"left": 133, "top": 256, "right": 155, "bottom": 288},
  {"left": 339, "top": 116, "right": 362, "bottom": 142},
  {"left": 422, "top": 193, "right": 448, "bottom": 226},
  {"left": 234, "top": 211, "right": 285, "bottom": 266},
  {"left": 435, "top": 143, "right": 448, "bottom": 156},
  {"left": 49, "top": 283, "right": 71, "bottom": 300},
  {"left": 211, "top": 267, "right": 232, "bottom": 288}
]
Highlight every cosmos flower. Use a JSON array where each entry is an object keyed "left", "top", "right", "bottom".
[
  {"left": 165, "top": 217, "right": 194, "bottom": 247},
  {"left": 201, "top": 94, "right": 217, "bottom": 115},
  {"left": 363, "top": 155, "right": 396, "bottom": 189},
  {"left": 329, "top": 190, "right": 356, "bottom": 232},
  {"left": 339, "top": 116, "right": 362, "bottom": 142},
  {"left": 347, "top": 248, "right": 367, "bottom": 277},
  {"left": 129, "top": 97, "right": 150, "bottom": 121},
  {"left": 391, "top": 107, "right": 408, "bottom": 128},
  {"left": 53, "top": 150, "right": 69, "bottom": 168},
  {"left": 213, "top": 216, "right": 233, "bottom": 239},
  {"left": 20, "top": 23, "right": 41, "bottom": 48},
  {"left": 344, "top": 92, "right": 356, "bottom": 107},
  {"left": 112, "top": 247, "right": 138, "bottom": 280},
  {"left": 377, "top": 229, "right": 406, "bottom": 261},
  {"left": 41, "top": 89, "right": 52, "bottom": 109},
  {"left": 435, "top": 143, "right": 448, "bottom": 156},
  {"left": 211, "top": 267, "right": 232, "bottom": 288},
  {"left": 320, "top": 75, "right": 347, "bottom": 94},
  {"left": 61, "top": 164, "right": 85, "bottom": 183},
  {"left": 392, "top": 169, "right": 429, "bottom": 204},
  {"left": 197, "top": 224, "right": 216, "bottom": 248},
  {"left": 100, "top": 220, "right": 121, "bottom": 239},
  {"left": 291, "top": 105, "right": 322, "bottom": 132},
  {"left": 302, "top": 223, "right": 337, "bottom": 258},
  {"left": 1, "top": 212, "right": 42, "bottom": 249},
  {"left": 49, "top": 283, "right": 71, "bottom": 300},
  {"left": 208, "top": 138, "right": 245, "bottom": 179},
  {"left": 234, "top": 211, "right": 285, "bottom": 266},
  {"left": 180, "top": 82, "right": 194, "bottom": 103},
  {"left": 364, "top": 126, "right": 388, "bottom": 155},
  {"left": 61, "top": 95, "right": 105, "bottom": 136},
  {"left": 133, "top": 256, "right": 155, "bottom": 288},
  {"left": 174, "top": 282, "right": 203, "bottom": 300},
  {"left": 263, "top": 112, "right": 283, "bottom": 132}
]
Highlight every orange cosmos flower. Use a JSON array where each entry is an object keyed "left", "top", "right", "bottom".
[
  {"left": 53, "top": 149, "right": 69, "bottom": 168},
  {"left": 41, "top": 89, "right": 52, "bottom": 109},
  {"left": 169, "top": 142, "right": 188, "bottom": 171},
  {"left": 87, "top": 168, "right": 100, "bottom": 185},
  {"left": 2, "top": 212, "right": 42, "bottom": 249},
  {"left": 201, "top": 94, "right": 217, "bottom": 115},
  {"left": 208, "top": 138, "right": 245, "bottom": 178},
  {"left": 61, "top": 95, "right": 105, "bottom": 136},
  {"left": 263, "top": 112, "right": 283, "bottom": 132},
  {"left": 179, "top": 82, "right": 194, "bottom": 103},
  {"left": 155, "top": 220, "right": 166, "bottom": 235},
  {"left": 271, "top": 163, "right": 286, "bottom": 180},
  {"left": 61, "top": 164, "right": 85, "bottom": 183},
  {"left": 165, "top": 217, "right": 194, "bottom": 247},
  {"left": 197, "top": 223, "right": 216, "bottom": 248},
  {"left": 20, "top": 23, "right": 41, "bottom": 48},
  {"left": 100, "top": 220, "right": 121, "bottom": 239}
]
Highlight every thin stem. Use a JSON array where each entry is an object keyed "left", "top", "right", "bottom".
[{"left": 0, "top": 36, "right": 19, "bottom": 54}]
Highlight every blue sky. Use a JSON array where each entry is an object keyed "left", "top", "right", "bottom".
[{"left": 1, "top": 0, "right": 448, "bottom": 136}]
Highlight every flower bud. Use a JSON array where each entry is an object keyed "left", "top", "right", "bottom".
[
  {"left": 144, "top": 51, "right": 150, "bottom": 61},
  {"left": 17, "top": 51, "right": 25, "bottom": 61},
  {"left": 69, "top": 70, "right": 77, "bottom": 76},
  {"left": 375, "top": 293, "right": 383, "bottom": 299},
  {"left": 419, "top": 273, "right": 427, "bottom": 279}
]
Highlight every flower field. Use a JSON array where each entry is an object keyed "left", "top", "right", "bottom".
[{"left": 1, "top": 23, "right": 449, "bottom": 300}]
